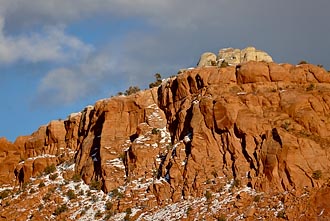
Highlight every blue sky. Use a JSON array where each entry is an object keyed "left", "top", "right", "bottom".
[{"left": 1, "top": 0, "right": 330, "bottom": 141}]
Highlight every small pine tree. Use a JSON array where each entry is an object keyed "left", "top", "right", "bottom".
[
  {"left": 124, "top": 86, "right": 140, "bottom": 95},
  {"left": 149, "top": 73, "right": 162, "bottom": 88}
]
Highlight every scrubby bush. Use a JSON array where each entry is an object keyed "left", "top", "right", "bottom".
[
  {"left": 312, "top": 170, "right": 322, "bottom": 180},
  {"left": 205, "top": 191, "right": 212, "bottom": 201},
  {"left": 71, "top": 173, "right": 82, "bottom": 182},
  {"left": 111, "top": 188, "right": 123, "bottom": 199},
  {"left": 53, "top": 204, "right": 68, "bottom": 216},
  {"left": 149, "top": 73, "right": 162, "bottom": 88},
  {"left": 220, "top": 61, "right": 229, "bottom": 68},
  {"left": 44, "top": 164, "right": 56, "bottom": 175},
  {"left": 66, "top": 189, "right": 76, "bottom": 200},
  {"left": 90, "top": 180, "right": 102, "bottom": 190},
  {"left": 298, "top": 60, "right": 308, "bottom": 65},
  {"left": 105, "top": 201, "right": 113, "bottom": 211},
  {"left": 151, "top": 128, "right": 159, "bottom": 134},
  {"left": 124, "top": 86, "right": 140, "bottom": 96},
  {"left": 95, "top": 210, "right": 102, "bottom": 218},
  {"left": 306, "top": 83, "right": 315, "bottom": 91},
  {"left": 38, "top": 181, "right": 45, "bottom": 188},
  {"left": 0, "top": 189, "right": 11, "bottom": 199},
  {"left": 42, "top": 192, "right": 51, "bottom": 201},
  {"left": 281, "top": 121, "right": 290, "bottom": 131},
  {"left": 217, "top": 215, "right": 227, "bottom": 221},
  {"left": 49, "top": 173, "right": 58, "bottom": 181}
]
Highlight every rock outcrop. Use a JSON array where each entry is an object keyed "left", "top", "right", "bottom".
[
  {"left": 197, "top": 46, "right": 273, "bottom": 67},
  {"left": 1, "top": 57, "right": 330, "bottom": 220}
]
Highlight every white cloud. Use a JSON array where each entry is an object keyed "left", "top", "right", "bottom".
[
  {"left": 0, "top": 17, "right": 93, "bottom": 64},
  {"left": 36, "top": 53, "right": 116, "bottom": 105}
]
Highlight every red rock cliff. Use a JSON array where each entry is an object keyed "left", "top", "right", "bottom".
[{"left": 1, "top": 61, "right": 330, "bottom": 220}]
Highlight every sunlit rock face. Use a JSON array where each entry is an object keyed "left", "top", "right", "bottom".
[
  {"left": 197, "top": 46, "right": 273, "bottom": 67},
  {"left": 1, "top": 56, "right": 330, "bottom": 220}
]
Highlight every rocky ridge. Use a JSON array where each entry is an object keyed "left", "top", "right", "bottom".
[
  {"left": 197, "top": 46, "right": 273, "bottom": 67},
  {"left": 1, "top": 54, "right": 330, "bottom": 220}
]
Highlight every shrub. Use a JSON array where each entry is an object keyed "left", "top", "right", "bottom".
[
  {"left": 29, "top": 188, "right": 36, "bottom": 194},
  {"left": 91, "top": 195, "right": 99, "bottom": 202},
  {"left": 71, "top": 173, "right": 81, "bottom": 182},
  {"left": 53, "top": 204, "right": 68, "bottom": 216},
  {"left": 205, "top": 191, "right": 212, "bottom": 201},
  {"left": 49, "top": 173, "right": 58, "bottom": 181},
  {"left": 312, "top": 170, "right": 322, "bottom": 180},
  {"left": 38, "top": 204, "right": 44, "bottom": 211},
  {"left": 90, "top": 180, "right": 102, "bottom": 191},
  {"left": 44, "top": 164, "right": 56, "bottom": 175},
  {"left": 42, "top": 192, "right": 51, "bottom": 201},
  {"left": 95, "top": 210, "right": 102, "bottom": 218},
  {"left": 281, "top": 121, "right": 290, "bottom": 131},
  {"left": 233, "top": 179, "right": 241, "bottom": 187},
  {"left": 105, "top": 201, "right": 113, "bottom": 211},
  {"left": 0, "top": 189, "right": 11, "bottom": 199},
  {"left": 306, "top": 83, "right": 315, "bottom": 91},
  {"left": 149, "top": 73, "right": 162, "bottom": 88},
  {"left": 277, "top": 210, "right": 287, "bottom": 219},
  {"left": 186, "top": 206, "right": 192, "bottom": 215},
  {"left": 79, "top": 190, "right": 84, "bottom": 196},
  {"left": 66, "top": 189, "right": 76, "bottom": 200},
  {"left": 253, "top": 195, "right": 261, "bottom": 202},
  {"left": 111, "top": 188, "right": 123, "bottom": 199},
  {"left": 80, "top": 210, "right": 86, "bottom": 216},
  {"left": 220, "top": 61, "right": 229, "bottom": 68},
  {"left": 151, "top": 128, "right": 159, "bottom": 135},
  {"left": 217, "top": 215, "right": 227, "bottom": 221},
  {"left": 38, "top": 181, "right": 45, "bottom": 188},
  {"left": 211, "top": 170, "right": 218, "bottom": 178},
  {"left": 124, "top": 86, "right": 140, "bottom": 96},
  {"left": 298, "top": 60, "right": 308, "bottom": 65}
]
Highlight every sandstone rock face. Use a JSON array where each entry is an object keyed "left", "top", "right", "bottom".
[
  {"left": 197, "top": 52, "right": 217, "bottom": 67},
  {"left": 1, "top": 60, "right": 330, "bottom": 220},
  {"left": 218, "top": 46, "right": 273, "bottom": 65},
  {"left": 0, "top": 138, "right": 21, "bottom": 185}
]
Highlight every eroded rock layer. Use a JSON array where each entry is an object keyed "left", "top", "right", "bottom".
[{"left": 1, "top": 61, "right": 330, "bottom": 220}]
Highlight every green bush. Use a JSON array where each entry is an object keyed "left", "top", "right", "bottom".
[
  {"left": 298, "top": 60, "right": 308, "bottom": 65},
  {"left": 105, "top": 201, "right": 113, "bottom": 211},
  {"left": 71, "top": 173, "right": 82, "bottom": 182},
  {"left": 149, "top": 73, "right": 162, "bottom": 88},
  {"left": 220, "top": 61, "right": 229, "bottom": 68},
  {"left": 205, "top": 191, "right": 212, "bottom": 201},
  {"left": 90, "top": 180, "right": 102, "bottom": 190},
  {"left": 53, "top": 204, "right": 68, "bottom": 216},
  {"left": 42, "top": 192, "right": 51, "bottom": 201},
  {"left": 95, "top": 210, "right": 102, "bottom": 218},
  {"left": 312, "top": 170, "right": 322, "bottom": 180},
  {"left": 0, "top": 189, "right": 11, "bottom": 199},
  {"left": 306, "top": 83, "right": 315, "bottom": 91},
  {"left": 66, "top": 189, "right": 76, "bottom": 200},
  {"left": 111, "top": 188, "right": 124, "bottom": 199},
  {"left": 217, "top": 215, "right": 227, "bottom": 221},
  {"left": 277, "top": 210, "right": 287, "bottom": 219},
  {"left": 151, "top": 128, "right": 159, "bottom": 134},
  {"left": 38, "top": 181, "right": 45, "bottom": 188},
  {"left": 49, "top": 173, "right": 58, "bottom": 181},
  {"left": 124, "top": 86, "right": 140, "bottom": 96},
  {"left": 281, "top": 121, "right": 291, "bottom": 131},
  {"left": 44, "top": 164, "right": 56, "bottom": 175}
]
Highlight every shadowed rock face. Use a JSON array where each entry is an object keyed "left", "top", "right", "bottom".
[{"left": 1, "top": 60, "right": 330, "bottom": 220}]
